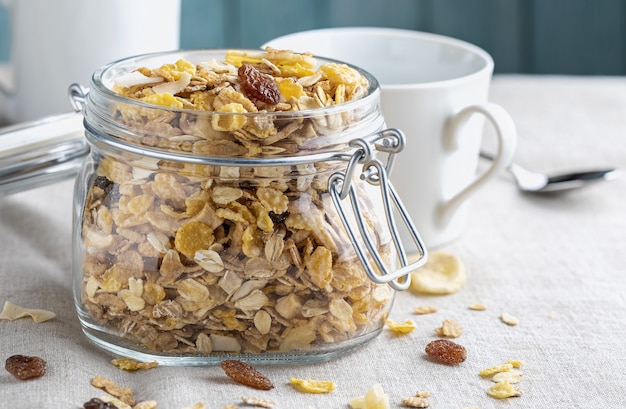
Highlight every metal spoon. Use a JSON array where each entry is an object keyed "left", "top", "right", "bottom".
[{"left": 480, "top": 151, "right": 620, "bottom": 193}]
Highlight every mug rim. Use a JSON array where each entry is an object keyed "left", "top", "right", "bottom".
[{"left": 263, "top": 27, "right": 494, "bottom": 89}]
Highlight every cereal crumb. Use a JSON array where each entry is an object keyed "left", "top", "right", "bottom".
[
  {"left": 479, "top": 363, "right": 513, "bottom": 378},
  {"left": 0, "top": 300, "right": 56, "bottom": 323},
  {"left": 111, "top": 358, "right": 158, "bottom": 371},
  {"left": 386, "top": 319, "right": 416, "bottom": 335},
  {"left": 413, "top": 306, "right": 437, "bottom": 315},
  {"left": 91, "top": 375, "right": 135, "bottom": 406},
  {"left": 500, "top": 312, "right": 519, "bottom": 326},
  {"left": 289, "top": 377, "right": 336, "bottom": 393},
  {"left": 487, "top": 380, "right": 522, "bottom": 399},
  {"left": 241, "top": 396, "right": 275, "bottom": 408},
  {"left": 434, "top": 319, "right": 462, "bottom": 338},
  {"left": 507, "top": 359, "right": 524, "bottom": 368},
  {"left": 468, "top": 303, "right": 486, "bottom": 311},
  {"left": 401, "top": 396, "right": 429, "bottom": 408},
  {"left": 492, "top": 369, "right": 523, "bottom": 384}
]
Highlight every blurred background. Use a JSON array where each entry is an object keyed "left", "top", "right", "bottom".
[{"left": 1, "top": 0, "right": 625, "bottom": 75}]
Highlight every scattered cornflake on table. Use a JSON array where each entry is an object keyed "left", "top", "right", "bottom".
[
  {"left": 434, "top": 319, "right": 463, "bottom": 338},
  {"left": 91, "top": 375, "right": 135, "bottom": 406},
  {"left": 111, "top": 358, "right": 158, "bottom": 371},
  {"left": 492, "top": 369, "right": 523, "bottom": 384},
  {"left": 349, "top": 383, "right": 390, "bottom": 409},
  {"left": 468, "top": 303, "right": 486, "bottom": 311},
  {"left": 0, "top": 300, "right": 56, "bottom": 322},
  {"left": 401, "top": 396, "right": 429, "bottom": 408},
  {"left": 408, "top": 251, "right": 466, "bottom": 295},
  {"left": 401, "top": 391, "right": 431, "bottom": 408},
  {"left": 413, "top": 305, "right": 437, "bottom": 315},
  {"left": 478, "top": 363, "right": 513, "bottom": 378},
  {"left": 289, "top": 377, "right": 336, "bottom": 393},
  {"left": 500, "top": 312, "right": 519, "bottom": 326},
  {"left": 507, "top": 359, "right": 524, "bottom": 368},
  {"left": 487, "top": 380, "right": 522, "bottom": 399},
  {"left": 241, "top": 396, "right": 275, "bottom": 408},
  {"left": 386, "top": 319, "right": 416, "bottom": 335}
]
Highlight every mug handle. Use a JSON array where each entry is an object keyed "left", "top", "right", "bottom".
[{"left": 437, "top": 102, "right": 517, "bottom": 226}]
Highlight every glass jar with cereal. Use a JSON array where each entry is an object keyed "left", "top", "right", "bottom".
[{"left": 72, "top": 49, "right": 427, "bottom": 364}]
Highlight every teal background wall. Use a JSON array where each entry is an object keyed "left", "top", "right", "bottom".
[{"left": 1, "top": 0, "right": 625, "bottom": 75}]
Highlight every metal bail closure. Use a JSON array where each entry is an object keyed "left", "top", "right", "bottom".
[{"left": 329, "top": 128, "right": 428, "bottom": 291}]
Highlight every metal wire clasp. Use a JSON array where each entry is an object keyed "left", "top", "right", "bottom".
[{"left": 329, "top": 128, "right": 428, "bottom": 291}]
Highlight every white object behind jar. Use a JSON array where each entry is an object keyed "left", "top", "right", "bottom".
[
  {"left": 264, "top": 27, "right": 517, "bottom": 249},
  {"left": 0, "top": 0, "right": 181, "bottom": 123}
]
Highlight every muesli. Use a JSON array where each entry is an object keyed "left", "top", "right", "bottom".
[{"left": 78, "top": 48, "right": 393, "bottom": 356}]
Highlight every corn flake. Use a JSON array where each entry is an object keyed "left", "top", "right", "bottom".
[
  {"left": 289, "top": 377, "right": 336, "bottom": 394},
  {"left": 0, "top": 301, "right": 56, "bottom": 323},
  {"left": 386, "top": 319, "right": 416, "bottom": 335}
]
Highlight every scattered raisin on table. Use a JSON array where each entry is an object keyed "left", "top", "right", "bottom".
[
  {"left": 5, "top": 354, "right": 47, "bottom": 380},
  {"left": 238, "top": 63, "right": 281, "bottom": 105},
  {"left": 220, "top": 359, "right": 275, "bottom": 390},
  {"left": 83, "top": 398, "right": 119, "bottom": 409},
  {"left": 425, "top": 339, "right": 467, "bottom": 365}
]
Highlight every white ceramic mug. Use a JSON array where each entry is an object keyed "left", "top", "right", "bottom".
[
  {"left": 264, "top": 27, "right": 517, "bottom": 248},
  {"left": 0, "top": 0, "right": 181, "bottom": 123}
]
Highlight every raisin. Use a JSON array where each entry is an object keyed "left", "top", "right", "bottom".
[
  {"left": 238, "top": 63, "right": 280, "bottom": 105},
  {"left": 83, "top": 398, "right": 119, "bottom": 409},
  {"left": 5, "top": 354, "right": 46, "bottom": 380},
  {"left": 220, "top": 359, "right": 274, "bottom": 390},
  {"left": 269, "top": 210, "right": 290, "bottom": 224},
  {"left": 93, "top": 176, "right": 114, "bottom": 195},
  {"left": 425, "top": 339, "right": 467, "bottom": 365}
]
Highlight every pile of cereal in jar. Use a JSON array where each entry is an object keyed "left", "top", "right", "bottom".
[{"left": 79, "top": 48, "right": 393, "bottom": 355}]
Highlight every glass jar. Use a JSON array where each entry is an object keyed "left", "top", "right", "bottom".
[{"left": 72, "top": 50, "right": 426, "bottom": 365}]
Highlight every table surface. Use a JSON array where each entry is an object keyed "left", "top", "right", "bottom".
[{"left": 1, "top": 75, "right": 625, "bottom": 408}]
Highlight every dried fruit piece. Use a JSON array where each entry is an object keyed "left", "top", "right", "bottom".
[
  {"left": 219, "top": 360, "right": 274, "bottom": 390},
  {"left": 386, "top": 319, "right": 416, "bottom": 335},
  {"left": 241, "top": 396, "right": 275, "bottom": 408},
  {"left": 5, "top": 354, "right": 46, "bottom": 380},
  {"left": 409, "top": 251, "right": 466, "bottom": 295},
  {"left": 110, "top": 358, "right": 158, "bottom": 371},
  {"left": 349, "top": 383, "right": 390, "bottom": 409},
  {"left": 83, "top": 398, "right": 120, "bottom": 409},
  {"left": 0, "top": 301, "right": 56, "bottom": 322},
  {"left": 289, "top": 377, "right": 336, "bottom": 393},
  {"left": 424, "top": 339, "right": 467, "bottom": 365},
  {"left": 434, "top": 319, "right": 462, "bottom": 338},
  {"left": 238, "top": 63, "right": 280, "bottom": 105},
  {"left": 487, "top": 380, "right": 522, "bottom": 399}
]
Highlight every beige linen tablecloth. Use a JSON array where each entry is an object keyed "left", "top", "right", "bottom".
[{"left": 1, "top": 75, "right": 625, "bottom": 408}]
